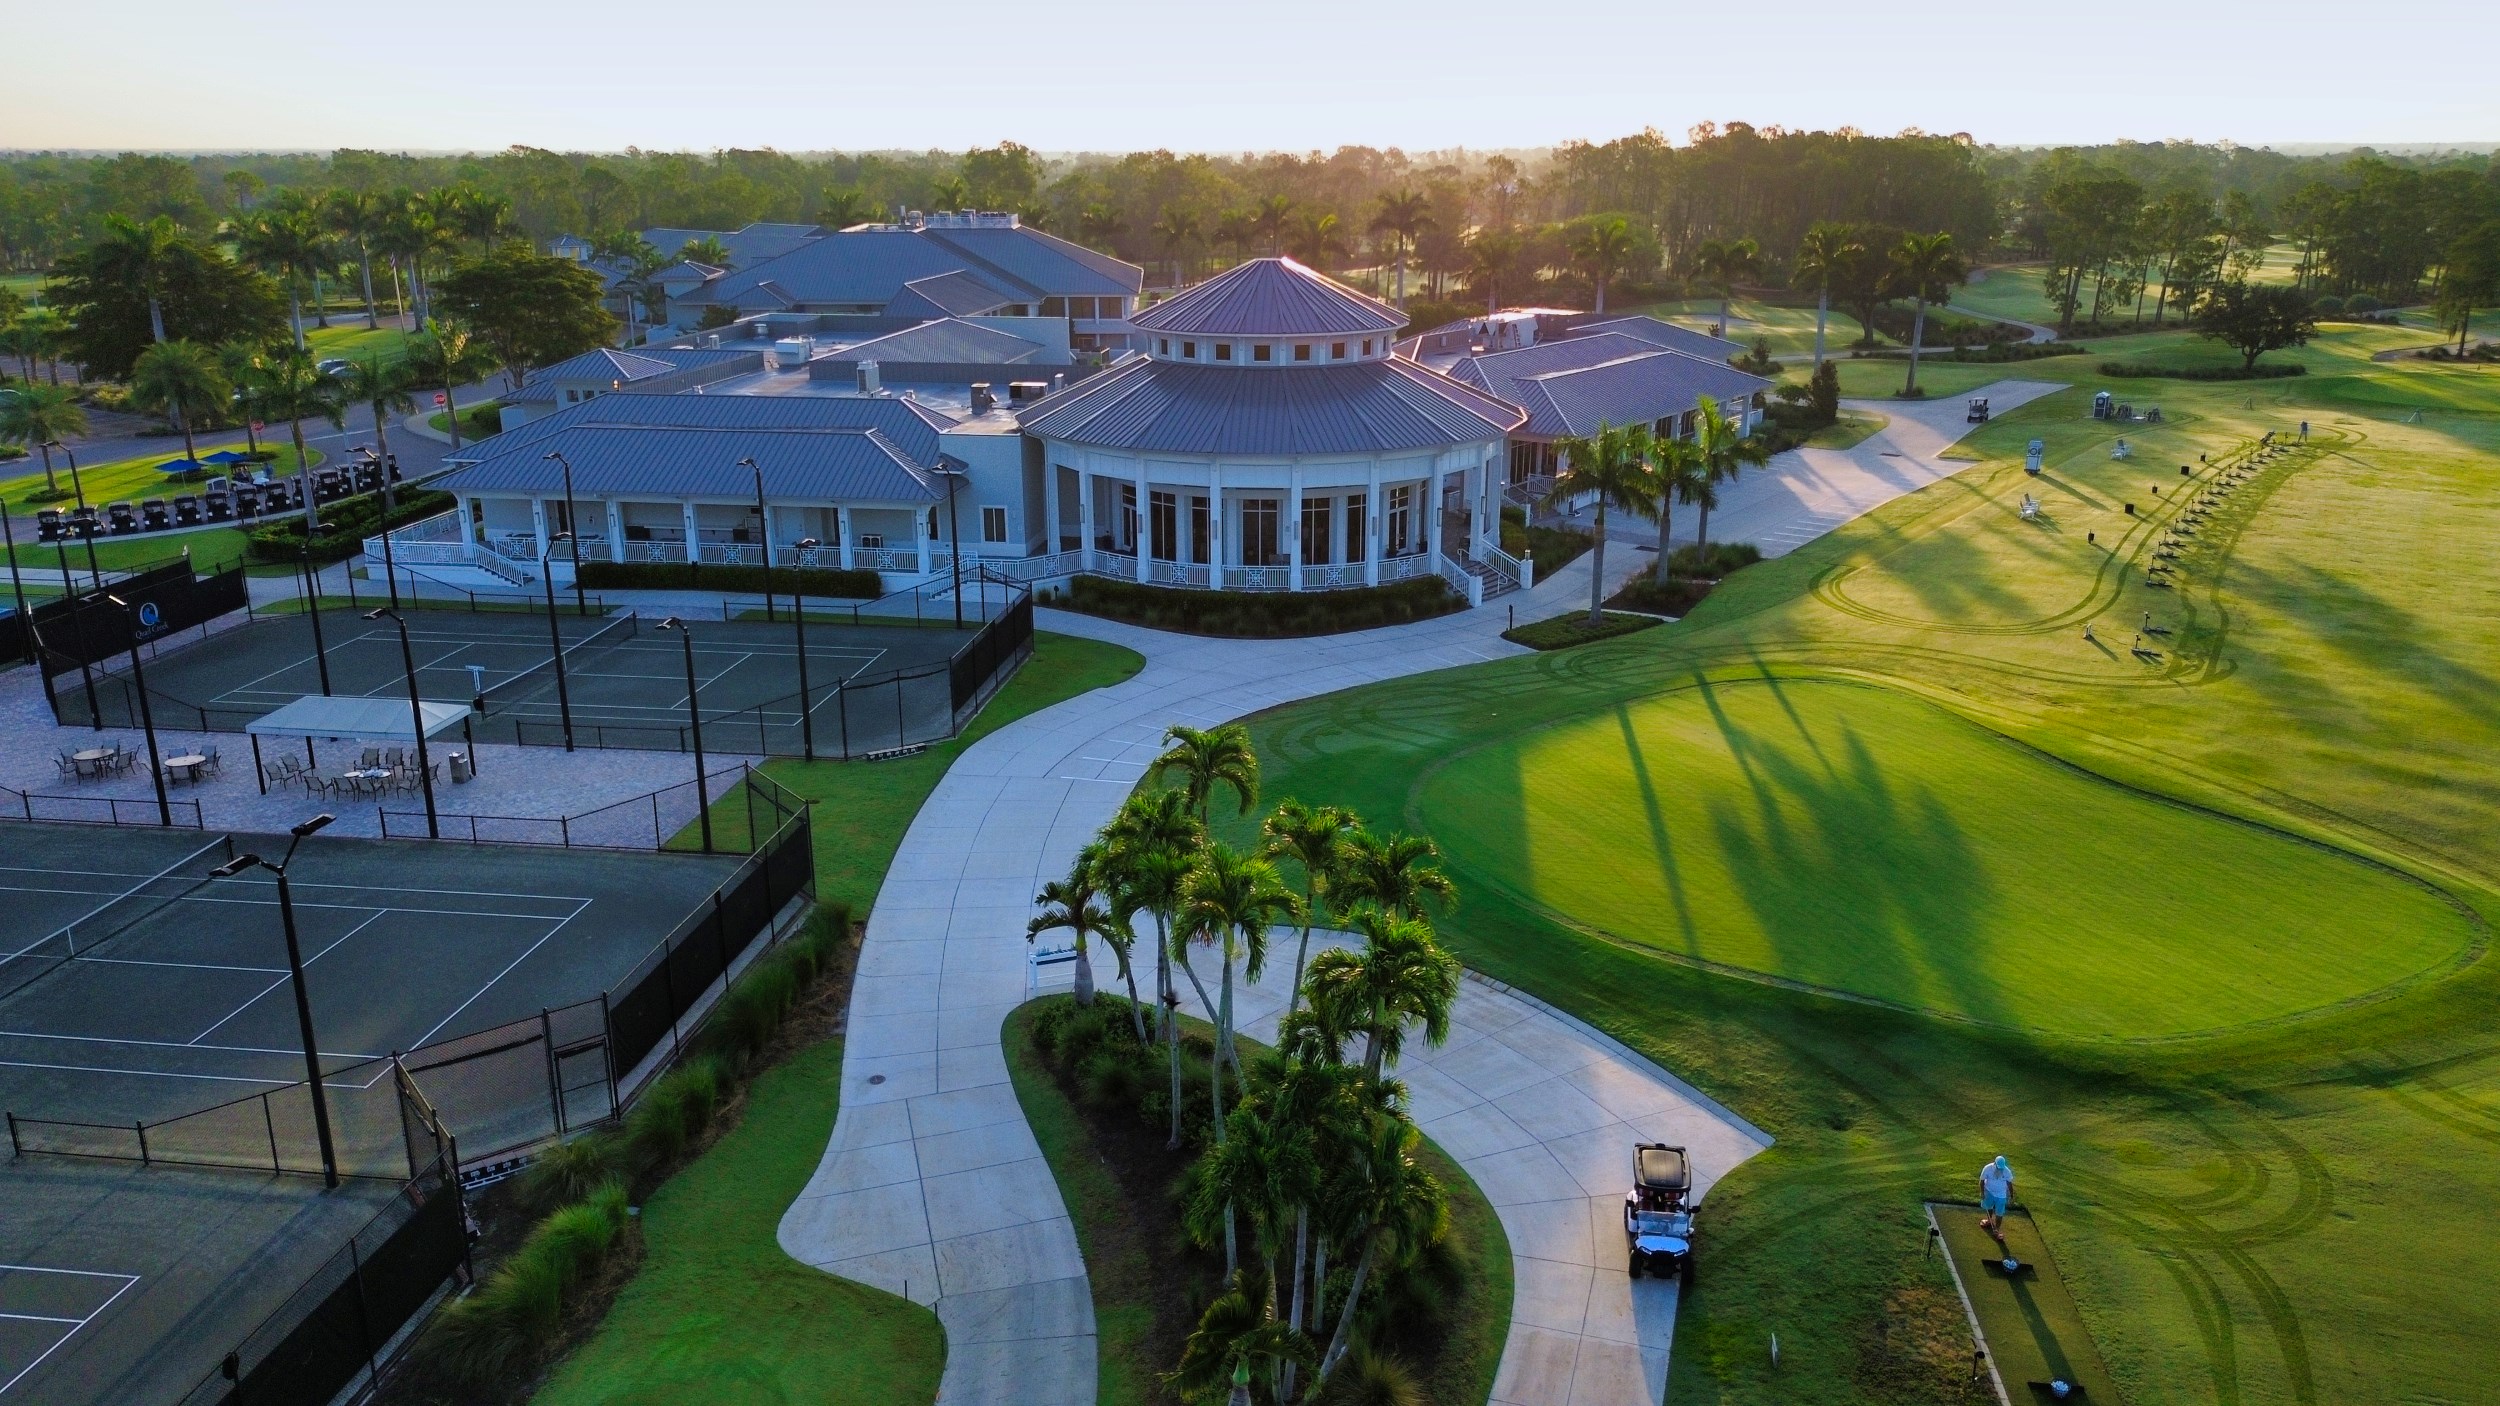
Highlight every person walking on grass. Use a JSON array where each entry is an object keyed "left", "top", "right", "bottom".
[{"left": 1980, "top": 1155, "right": 2015, "bottom": 1238}]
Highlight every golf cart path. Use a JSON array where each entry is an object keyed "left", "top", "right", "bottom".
[{"left": 778, "top": 382, "right": 2047, "bottom": 1406}]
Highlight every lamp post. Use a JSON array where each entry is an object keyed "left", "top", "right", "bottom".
[
  {"left": 790, "top": 536, "right": 817, "bottom": 760},
  {"left": 354, "top": 446, "right": 402, "bottom": 610},
  {"left": 538, "top": 533, "right": 577, "bottom": 751},
  {"left": 104, "top": 593, "right": 174, "bottom": 827},
  {"left": 300, "top": 547, "right": 332, "bottom": 695},
  {"left": 657, "top": 617, "right": 712, "bottom": 853},
  {"left": 365, "top": 609, "right": 440, "bottom": 838},
  {"left": 0, "top": 502, "right": 35, "bottom": 666},
  {"left": 541, "top": 451, "right": 588, "bottom": 617},
  {"left": 42, "top": 440, "right": 103, "bottom": 591},
  {"left": 932, "top": 461, "right": 966, "bottom": 627},
  {"left": 210, "top": 814, "right": 341, "bottom": 1188},
  {"left": 739, "top": 456, "right": 773, "bottom": 623}
]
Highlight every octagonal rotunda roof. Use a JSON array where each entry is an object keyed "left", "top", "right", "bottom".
[{"left": 1130, "top": 257, "right": 1406, "bottom": 339}]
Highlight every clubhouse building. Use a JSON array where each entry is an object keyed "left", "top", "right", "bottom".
[{"left": 409, "top": 253, "right": 1770, "bottom": 604}]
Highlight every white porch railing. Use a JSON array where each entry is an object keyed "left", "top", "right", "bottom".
[
  {"left": 1379, "top": 552, "right": 1436, "bottom": 583},
  {"left": 622, "top": 540, "right": 686, "bottom": 564},
  {"left": 473, "top": 538, "right": 537, "bottom": 586},
  {"left": 1438, "top": 553, "right": 1483, "bottom": 608},
  {"left": 362, "top": 509, "right": 471, "bottom": 565},
  {"left": 1299, "top": 562, "right": 1369, "bottom": 591},
  {"left": 1220, "top": 565, "right": 1293, "bottom": 592},
  {"left": 852, "top": 546, "right": 921, "bottom": 572},
  {"left": 1147, "top": 559, "right": 1211, "bottom": 588}
]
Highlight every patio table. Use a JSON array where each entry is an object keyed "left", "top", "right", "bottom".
[
  {"left": 72, "top": 748, "right": 117, "bottom": 777},
  {"left": 163, "top": 754, "right": 208, "bottom": 783}
]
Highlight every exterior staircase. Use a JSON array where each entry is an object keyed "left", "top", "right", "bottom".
[{"left": 1453, "top": 554, "right": 1519, "bottom": 601}]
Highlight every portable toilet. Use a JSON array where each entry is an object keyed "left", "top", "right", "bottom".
[
  {"left": 2025, "top": 439, "right": 2046, "bottom": 475},
  {"left": 2092, "top": 390, "right": 2114, "bottom": 419}
]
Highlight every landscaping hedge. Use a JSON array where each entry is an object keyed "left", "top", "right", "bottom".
[
  {"left": 1060, "top": 573, "right": 1458, "bottom": 636},
  {"left": 2098, "top": 361, "right": 2307, "bottom": 381},
  {"left": 575, "top": 560, "right": 884, "bottom": 600},
  {"left": 1499, "top": 505, "right": 1595, "bottom": 576},
  {"left": 246, "top": 488, "right": 458, "bottom": 566}
]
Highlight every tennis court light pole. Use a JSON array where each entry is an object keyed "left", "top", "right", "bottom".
[
  {"left": 42, "top": 441, "right": 104, "bottom": 591},
  {"left": 933, "top": 462, "right": 966, "bottom": 627},
  {"left": 657, "top": 617, "right": 713, "bottom": 853},
  {"left": 739, "top": 456, "right": 774, "bottom": 623},
  {"left": 541, "top": 451, "right": 588, "bottom": 617},
  {"left": 353, "top": 447, "right": 402, "bottom": 611},
  {"left": 538, "top": 533, "right": 578, "bottom": 751},
  {"left": 365, "top": 609, "right": 440, "bottom": 838},
  {"left": 0, "top": 504, "right": 36, "bottom": 666},
  {"left": 790, "top": 536, "right": 818, "bottom": 760},
  {"left": 211, "top": 814, "right": 340, "bottom": 1189},
  {"left": 300, "top": 547, "right": 333, "bottom": 695},
  {"left": 104, "top": 593, "right": 174, "bottom": 827}
]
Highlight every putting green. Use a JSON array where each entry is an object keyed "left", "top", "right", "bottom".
[{"left": 1415, "top": 678, "right": 2475, "bottom": 1038}]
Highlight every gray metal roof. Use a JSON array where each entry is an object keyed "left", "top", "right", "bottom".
[
  {"left": 1130, "top": 258, "right": 1404, "bottom": 338},
  {"left": 505, "top": 347, "right": 767, "bottom": 405},
  {"left": 1018, "top": 355, "right": 1522, "bottom": 456},
  {"left": 1570, "top": 314, "right": 1746, "bottom": 360},
  {"left": 691, "top": 225, "right": 1140, "bottom": 314},
  {"left": 884, "top": 271, "right": 1016, "bottom": 319},
  {"left": 916, "top": 225, "right": 1141, "bottom": 299},
  {"left": 1453, "top": 341, "right": 1770, "bottom": 440},
  {"left": 437, "top": 425, "right": 940, "bottom": 504},
  {"left": 819, "top": 318, "right": 1051, "bottom": 367},
  {"left": 454, "top": 390, "right": 960, "bottom": 468},
  {"left": 641, "top": 223, "right": 829, "bottom": 269}
]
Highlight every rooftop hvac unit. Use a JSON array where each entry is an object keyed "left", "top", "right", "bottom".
[
  {"left": 1007, "top": 380, "right": 1049, "bottom": 404},
  {"left": 773, "top": 337, "right": 814, "bottom": 369},
  {"left": 856, "top": 361, "right": 882, "bottom": 395}
]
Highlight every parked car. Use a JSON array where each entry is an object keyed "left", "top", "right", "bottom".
[
  {"left": 1624, "top": 1143, "right": 1695, "bottom": 1285},
  {"left": 317, "top": 357, "right": 354, "bottom": 379}
]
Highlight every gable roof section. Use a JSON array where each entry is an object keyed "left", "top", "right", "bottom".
[
  {"left": 505, "top": 347, "right": 766, "bottom": 405},
  {"left": 915, "top": 224, "right": 1142, "bottom": 299},
  {"left": 437, "top": 425, "right": 939, "bottom": 504},
  {"left": 1490, "top": 351, "right": 1771, "bottom": 440},
  {"left": 1131, "top": 258, "right": 1404, "bottom": 338},
  {"left": 1570, "top": 314, "right": 1746, "bottom": 360},
  {"left": 884, "top": 270, "right": 1017, "bottom": 319},
  {"left": 1018, "top": 356, "right": 1522, "bottom": 456},
  {"left": 1446, "top": 333, "right": 1676, "bottom": 393},
  {"left": 695, "top": 228, "right": 1021, "bottom": 310},
  {"left": 821, "top": 318, "right": 1050, "bottom": 367},
  {"left": 452, "top": 390, "right": 960, "bottom": 467}
]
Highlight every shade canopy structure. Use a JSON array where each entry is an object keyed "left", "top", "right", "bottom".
[
  {"left": 156, "top": 459, "right": 204, "bottom": 476},
  {"left": 244, "top": 694, "right": 472, "bottom": 742},
  {"left": 199, "top": 450, "right": 252, "bottom": 466}
]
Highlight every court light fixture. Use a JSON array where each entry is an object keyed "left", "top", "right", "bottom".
[{"left": 206, "top": 811, "right": 342, "bottom": 1186}]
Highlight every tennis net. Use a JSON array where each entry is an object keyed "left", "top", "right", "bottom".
[
  {"left": 474, "top": 611, "right": 641, "bottom": 711},
  {"left": 0, "top": 833, "right": 236, "bottom": 1002}
]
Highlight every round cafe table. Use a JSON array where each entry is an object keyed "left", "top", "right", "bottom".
[
  {"left": 72, "top": 748, "right": 116, "bottom": 776},
  {"left": 164, "top": 754, "right": 208, "bottom": 782}
]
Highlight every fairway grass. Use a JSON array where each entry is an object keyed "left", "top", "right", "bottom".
[
  {"left": 1420, "top": 678, "right": 2474, "bottom": 1037},
  {"left": 1230, "top": 322, "right": 2500, "bottom": 1403}
]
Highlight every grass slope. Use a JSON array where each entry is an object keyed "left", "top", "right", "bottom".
[
  {"left": 529, "top": 1041, "right": 945, "bottom": 1405},
  {"left": 2, "top": 442, "right": 317, "bottom": 517},
  {"left": 1226, "top": 324, "right": 2500, "bottom": 1404}
]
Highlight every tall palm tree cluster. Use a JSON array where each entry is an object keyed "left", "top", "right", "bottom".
[
  {"left": 225, "top": 184, "right": 516, "bottom": 340},
  {"left": 1538, "top": 395, "right": 1772, "bottom": 623},
  {"left": 1026, "top": 723, "right": 1463, "bottom": 1404}
]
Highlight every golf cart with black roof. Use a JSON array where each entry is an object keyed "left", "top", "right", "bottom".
[{"left": 1624, "top": 1143, "right": 1695, "bottom": 1284}]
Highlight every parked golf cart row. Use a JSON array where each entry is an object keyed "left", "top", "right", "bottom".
[{"left": 30, "top": 459, "right": 402, "bottom": 543}]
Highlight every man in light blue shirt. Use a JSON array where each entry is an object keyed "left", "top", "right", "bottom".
[{"left": 1979, "top": 1155, "right": 2015, "bottom": 1237}]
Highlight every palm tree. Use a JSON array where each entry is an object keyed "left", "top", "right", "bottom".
[
  {"left": 1539, "top": 420, "right": 1661, "bottom": 623},
  {"left": 324, "top": 189, "right": 386, "bottom": 331},
  {"left": 1888, "top": 231, "right": 1969, "bottom": 396},
  {"left": 1651, "top": 434, "right": 1710, "bottom": 582},
  {"left": 232, "top": 208, "right": 326, "bottom": 350},
  {"left": 1367, "top": 190, "right": 1434, "bottom": 308},
  {"left": 1172, "top": 1265, "right": 1314, "bottom": 1406},
  {"left": 1176, "top": 841, "right": 1301, "bottom": 1278},
  {"left": 1467, "top": 229, "right": 1523, "bottom": 313},
  {"left": 1027, "top": 845, "right": 1121, "bottom": 1008},
  {"left": 676, "top": 235, "right": 733, "bottom": 268},
  {"left": 1261, "top": 799, "right": 1350, "bottom": 1024},
  {"left": 1690, "top": 235, "right": 1761, "bottom": 338},
  {"left": 1101, "top": 788, "right": 1206, "bottom": 1147},
  {"left": 1188, "top": 1098, "right": 1314, "bottom": 1286},
  {"left": 90, "top": 215, "right": 185, "bottom": 344},
  {"left": 1792, "top": 222, "right": 1863, "bottom": 369},
  {"left": 1690, "top": 393, "right": 1771, "bottom": 553},
  {"left": 928, "top": 175, "right": 971, "bottom": 212},
  {"left": 375, "top": 193, "right": 440, "bottom": 329},
  {"left": 338, "top": 354, "right": 416, "bottom": 502},
  {"left": 1, "top": 319, "right": 50, "bottom": 385},
  {"left": 255, "top": 347, "right": 347, "bottom": 531},
  {"left": 443, "top": 186, "right": 514, "bottom": 251},
  {"left": 1303, "top": 911, "right": 1459, "bottom": 1082},
  {"left": 1212, "top": 210, "right": 1257, "bottom": 265},
  {"left": 817, "top": 185, "right": 878, "bottom": 229},
  {"left": 0, "top": 383, "right": 86, "bottom": 493},
  {"left": 406, "top": 320, "right": 491, "bottom": 452},
  {"left": 1150, "top": 209, "right": 1200, "bottom": 286},
  {"left": 1571, "top": 216, "right": 1638, "bottom": 314},
  {"left": 1286, "top": 212, "right": 1347, "bottom": 270},
  {"left": 1330, "top": 829, "right": 1453, "bottom": 923},
  {"left": 1155, "top": 722, "right": 1258, "bottom": 825},
  {"left": 128, "top": 340, "right": 228, "bottom": 466},
  {"left": 1251, "top": 195, "right": 1295, "bottom": 256},
  {"left": 1311, "top": 1114, "right": 1447, "bottom": 1391}
]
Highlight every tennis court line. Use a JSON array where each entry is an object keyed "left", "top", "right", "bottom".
[
  {"left": 187, "top": 910, "right": 387, "bottom": 1047},
  {"left": 0, "top": 1266, "right": 139, "bottom": 1398},
  {"left": 0, "top": 1057, "right": 300, "bottom": 1089},
  {"left": 406, "top": 897, "right": 593, "bottom": 1050},
  {"left": 0, "top": 1029, "right": 389, "bottom": 1062},
  {"left": 174, "top": 893, "right": 595, "bottom": 923},
  {"left": 82, "top": 957, "right": 288, "bottom": 976}
]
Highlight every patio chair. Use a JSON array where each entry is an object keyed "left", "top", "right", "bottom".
[
  {"left": 384, "top": 746, "right": 406, "bottom": 769},
  {"left": 54, "top": 754, "right": 78, "bottom": 782},
  {"left": 204, "top": 746, "right": 221, "bottom": 775},
  {"left": 361, "top": 746, "right": 383, "bottom": 768}
]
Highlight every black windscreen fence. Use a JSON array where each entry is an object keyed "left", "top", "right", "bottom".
[
  {"left": 606, "top": 810, "right": 815, "bottom": 1078},
  {"left": 950, "top": 587, "right": 1034, "bottom": 716},
  {"left": 35, "top": 559, "right": 250, "bottom": 677}
]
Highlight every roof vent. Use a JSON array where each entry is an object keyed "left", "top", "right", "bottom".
[
  {"left": 970, "top": 382, "right": 996, "bottom": 413},
  {"left": 856, "top": 361, "right": 882, "bottom": 395}
]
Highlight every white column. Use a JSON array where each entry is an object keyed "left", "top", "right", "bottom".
[
  {"left": 529, "top": 499, "right": 550, "bottom": 559},
  {"left": 1364, "top": 460, "right": 1381, "bottom": 586},
  {"left": 1076, "top": 472, "right": 1096, "bottom": 564},
  {"left": 1043, "top": 461, "right": 1063, "bottom": 556},
  {"left": 836, "top": 505, "right": 855, "bottom": 569},
  {"left": 1286, "top": 461, "right": 1303, "bottom": 591},
  {"left": 1428, "top": 462, "right": 1446, "bottom": 564},
  {"left": 915, "top": 505, "right": 932, "bottom": 575},
  {"left": 1207, "top": 462, "right": 1223, "bottom": 582},
  {"left": 1133, "top": 460, "right": 1150, "bottom": 579},
  {"left": 605, "top": 500, "right": 624, "bottom": 563},
  {"left": 681, "top": 501, "right": 700, "bottom": 564}
]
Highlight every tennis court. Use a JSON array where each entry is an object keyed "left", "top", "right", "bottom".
[
  {"left": 63, "top": 605, "right": 1010, "bottom": 756},
  {"left": 0, "top": 822, "right": 741, "bottom": 1133}
]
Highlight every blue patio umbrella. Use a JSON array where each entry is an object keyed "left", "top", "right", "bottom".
[
  {"left": 200, "top": 450, "right": 251, "bottom": 466},
  {"left": 157, "top": 458, "right": 205, "bottom": 477}
]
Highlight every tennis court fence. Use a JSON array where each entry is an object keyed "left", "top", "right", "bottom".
[
  {"left": 0, "top": 782, "right": 206, "bottom": 830},
  {"left": 377, "top": 761, "right": 805, "bottom": 852},
  {"left": 0, "top": 832, "right": 231, "bottom": 1003}
]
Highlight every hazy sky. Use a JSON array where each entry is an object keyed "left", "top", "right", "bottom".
[{"left": 7, "top": 0, "right": 2495, "bottom": 154}]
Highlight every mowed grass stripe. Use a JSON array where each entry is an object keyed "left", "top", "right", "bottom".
[{"left": 1418, "top": 678, "right": 2474, "bottom": 1038}]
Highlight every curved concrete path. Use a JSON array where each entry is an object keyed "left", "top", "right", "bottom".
[{"left": 777, "top": 380, "right": 2055, "bottom": 1404}]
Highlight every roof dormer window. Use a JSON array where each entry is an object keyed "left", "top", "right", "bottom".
[
  {"left": 1215, "top": 343, "right": 1233, "bottom": 362},
  {"left": 1292, "top": 344, "right": 1311, "bottom": 361},
  {"left": 1182, "top": 340, "right": 1197, "bottom": 358},
  {"left": 1158, "top": 339, "right": 1170, "bottom": 356},
  {"left": 1362, "top": 339, "right": 1374, "bottom": 355},
  {"left": 1252, "top": 344, "right": 1272, "bottom": 363},
  {"left": 1331, "top": 342, "right": 1346, "bottom": 359}
]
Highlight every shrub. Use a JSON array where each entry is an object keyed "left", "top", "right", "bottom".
[
  {"left": 1605, "top": 575, "right": 1715, "bottom": 616},
  {"left": 519, "top": 1131, "right": 622, "bottom": 1213},
  {"left": 1317, "top": 1348, "right": 1428, "bottom": 1406},
  {"left": 2097, "top": 360, "right": 2306, "bottom": 381},
  {"left": 2312, "top": 294, "right": 2347, "bottom": 316},
  {"left": 245, "top": 487, "right": 457, "bottom": 565},
  {"left": 1063, "top": 574, "right": 1459, "bottom": 637},
  {"left": 0, "top": 444, "right": 24, "bottom": 461},
  {"left": 2345, "top": 293, "right": 2384, "bottom": 314},
  {"left": 1502, "top": 611, "right": 1660, "bottom": 650},
  {"left": 625, "top": 1056, "right": 728, "bottom": 1165},
  {"left": 82, "top": 383, "right": 131, "bottom": 413},
  {"left": 574, "top": 559, "right": 884, "bottom": 600},
  {"left": 1670, "top": 540, "right": 1761, "bottom": 577},
  {"left": 1499, "top": 505, "right": 1595, "bottom": 576},
  {"left": 430, "top": 1181, "right": 631, "bottom": 1385}
]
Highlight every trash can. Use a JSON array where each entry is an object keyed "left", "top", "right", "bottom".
[{"left": 448, "top": 752, "right": 472, "bottom": 784}]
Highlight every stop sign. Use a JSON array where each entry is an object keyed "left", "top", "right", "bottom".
[{"left": 434, "top": 393, "right": 448, "bottom": 407}]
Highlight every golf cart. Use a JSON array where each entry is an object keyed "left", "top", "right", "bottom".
[
  {"left": 1966, "top": 395, "right": 1991, "bottom": 423},
  {"left": 1624, "top": 1143, "right": 1695, "bottom": 1285}
]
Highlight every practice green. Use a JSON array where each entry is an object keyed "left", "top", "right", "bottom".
[{"left": 1420, "top": 678, "right": 2472, "bottom": 1037}]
